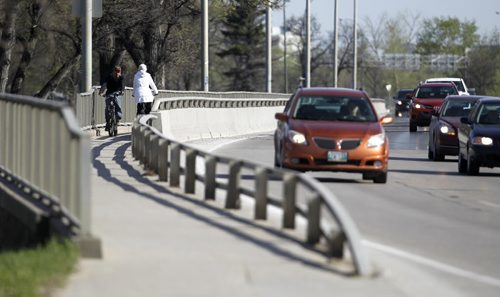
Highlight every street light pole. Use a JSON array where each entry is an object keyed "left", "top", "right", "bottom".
[
  {"left": 266, "top": 4, "right": 272, "bottom": 93},
  {"left": 333, "top": 0, "right": 339, "bottom": 87},
  {"left": 81, "top": 0, "right": 92, "bottom": 92},
  {"left": 201, "top": 0, "right": 209, "bottom": 92},
  {"left": 283, "top": 1, "right": 288, "bottom": 93},
  {"left": 305, "top": 0, "right": 311, "bottom": 88},
  {"left": 352, "top": 0, "right": 357, "bottom": 89}
]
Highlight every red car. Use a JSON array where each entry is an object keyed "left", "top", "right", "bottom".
[
  {"left": 409, "top": 82, "right": 459, "bottom": 132},
  {"left": 273, "top": 88, "right": 393, "bottom": 183}
]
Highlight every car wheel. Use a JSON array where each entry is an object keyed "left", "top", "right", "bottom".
[
  {"left": 274, "top": 143, "right": 284, "bottom": 168},
  {"left": 274, "top": 148, "right": 281, "bottom": 167},
  {"left": 458, "top": 153, "right": 467, "bottom": 174},
  {"left": 373, "top": 172, "right": 387, "bottom": 184},
  {"left": 467, "top": 153, "right": 480, "bottom": 175},
  {"left": 432, "top": 138, "right": 444, "bottom": 161},
  {"left": 427, "top": 145, "right": 434, "bottom": 160},
  {"left": 409, "top": 121, "right": 417, "bottom": 132}
]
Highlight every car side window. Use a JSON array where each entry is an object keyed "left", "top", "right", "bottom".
[{"left": 283, "top": 93, "right": 295, "bottom": 113}]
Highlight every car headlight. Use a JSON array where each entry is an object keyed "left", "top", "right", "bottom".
[
  {"left": 287, "top": 130, "right": 307, "bottom": 145},
  {"left": 414, "top": 103, "right": 422, "bottom": 109},
  {"left": 472, "top": 137, "right": 493, "bottom": 146},
  {"left": 367, "top": 133, "right": 385, "bottom": 148},
  {"left": 397, "top": 100, "right": 402, "bottom": 105},
  {"left": 439, "top": 122, "right": 455, "bottom": 136}
]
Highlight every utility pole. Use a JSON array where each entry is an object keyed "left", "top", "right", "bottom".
[
  {"left": 201, "top": 0, "right": 209, "bottom": 91},
  {"left": 305, "top": 0, "right": 311, "bottom": 88},
  {"left": 352, "top": 0, "right": 357, "bottom": 89}
]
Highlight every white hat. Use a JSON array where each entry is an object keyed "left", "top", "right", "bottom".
[{"left": 139, "top": 64, "right": 147, "bottom": 71}]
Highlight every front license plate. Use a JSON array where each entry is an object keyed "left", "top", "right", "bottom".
[{"left": 327, "top": 151, "right": 348, "bottom": 162}]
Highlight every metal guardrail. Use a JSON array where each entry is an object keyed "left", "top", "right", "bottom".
[
  {"left": 75, "top": 88, "right": 290, "bottom": 133},
  {"left": 0, "top": 93, "right": 91, "bottom": 236},
  {"left": 131, "top": 114, "right": 373, "bottom": 276}
]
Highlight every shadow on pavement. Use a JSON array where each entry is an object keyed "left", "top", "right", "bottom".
[{"left": 91, "top": 136, "right": 355, "bottom": 277}]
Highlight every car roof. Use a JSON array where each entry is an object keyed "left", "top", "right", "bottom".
[
  {"left": 419, "top": 82, "right": 456, "bottom": 87},
  {"left": 445, "top": 95, "right": 483, "bottom": 101},
  {"left": 476, "top": 96, "right": 500, "bottom": 104},
  {"left": 398, "top": 88, "right": 414, "bottom": 92},
  {"left": 425, "top": 77, "right": 462, "bottom": 82},
  {"left": 297, "top": 87, "right": 367, "bottom": 97}
]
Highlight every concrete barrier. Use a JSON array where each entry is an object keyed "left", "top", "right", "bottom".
[{"left": 150, "top": 97, "right": 288, "bottom": 142}]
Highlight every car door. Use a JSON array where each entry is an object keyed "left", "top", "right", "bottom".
[{"left": 458, "top": 103, "right": 479, "bottom": 156}]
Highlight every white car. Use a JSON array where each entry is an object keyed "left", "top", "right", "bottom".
[{"left": 424, "top": 77, "right": 470, "bottom": 95}]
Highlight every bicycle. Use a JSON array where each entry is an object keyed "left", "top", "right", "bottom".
[{"left": 105, "top": 91, "right": 121, "bottom": 137}]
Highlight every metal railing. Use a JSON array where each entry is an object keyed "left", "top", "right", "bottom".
[
  {"left": 131, "top": 114, "right": 373, "bottom": 276},
  {"left": 0, "top": 93, "right": 91, "bottom": 236},
  {"left": 75, "top": 88, "right": 291, "bottom": 133}
]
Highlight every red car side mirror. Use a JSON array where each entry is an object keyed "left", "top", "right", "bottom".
[{"left": 275, "top": 113, "right": 289, "bottom": 122}]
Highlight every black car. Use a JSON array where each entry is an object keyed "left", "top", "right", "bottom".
[
  {"left": 393, "top": 88, "right": 414, "bottom": 117},
  {"left": 428, "top": 95, "right": 481, "bottom": 161},
  {"left": 458, "top": 97, "right": 500, "bottom": 175}
]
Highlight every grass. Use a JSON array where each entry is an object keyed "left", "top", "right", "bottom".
[{"left": 0, "top": 239, "right": 79, "bottom": 297}]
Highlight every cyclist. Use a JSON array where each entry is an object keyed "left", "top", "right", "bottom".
[
  {"left": 100, "top": 66, "right": 124, "bottom": 131},
  {"left": 133, "top": 64, "right": 158, "bottom": 115}
]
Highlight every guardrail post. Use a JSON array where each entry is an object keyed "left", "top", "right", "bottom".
[
  {"left": 131, "top": 124, "right": 137, "bottom": 159},
  {"left": 204, "top": 156, "right": 216, "bottom": 200},
  {"left": 158, "top": 139, "right": 169, "bottom": 182},
  {"left": 169, "top": 144, "right": 181, "bottom": 187},
  {"left": 327, "top": 231, "right": 345, "bottom": 259},
  {"left": 307, "top": 194, "right": 321, "bottom": 244},
  {"left": 282, "top": 173, "right": 297, "bottom": 229},
  {"left": 254, "top": 167, "right": 267, "bottom": 220},
  {"left": 143, "top": 130, "right": 152, "bottom": 170},
  {"left": 225, "top": 160, "right": 241, "bottom": 209},
  {"left": 149, "top": 134, "right": 159, "bottom": 174},
  {"left": 184, "top": 149, "right": 196, "bottom": 194},
  {"left": 138, "top": 126, "right": 147, "bottom": 164}
]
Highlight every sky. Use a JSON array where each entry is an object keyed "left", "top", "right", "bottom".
[{"left": 272, "top": 0, "right": 500, "bottom": 36}]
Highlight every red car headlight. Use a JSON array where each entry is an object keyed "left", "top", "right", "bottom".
[{"left": 287, "top": 130, "right": 308, "bottom": 145}]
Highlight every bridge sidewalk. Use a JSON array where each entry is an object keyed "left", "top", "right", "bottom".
[{"left": 55, "top": 130, "right": 462, "bottom": 297}]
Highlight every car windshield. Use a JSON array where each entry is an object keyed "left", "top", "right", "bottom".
[
  {"left": 441, "top": 99, "right": 476, "bottom": 117},
  {"left": 293, "top": 95, "right": 377, "bottom": 122},
  {"left": 429, "top": 80, "right": 465, "bottom": 92},
  {"left": 477, "top": 103, "right": 500, "bottom": 125},
  {"left": 416, "top": 86, "right": 458, "bottom": 98},
  {"left": 397, "top": 90, "right": 413, "bottom": 99}
]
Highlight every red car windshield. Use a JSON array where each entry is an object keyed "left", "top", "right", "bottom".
[
  {"left": 293, "top": 95, "right": 377, "bottom": 122},
  {"left": 416, "top": 86, "right": 458, "bottom": 98}
]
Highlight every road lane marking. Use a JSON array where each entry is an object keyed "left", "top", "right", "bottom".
[
  {"left": 479, "top": 200, "right": 500, "bottom": 209},
  {"left": 364, "top": 240, "right": 500, "bottom": 287}
]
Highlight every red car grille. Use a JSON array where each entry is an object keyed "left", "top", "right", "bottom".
[{"left": 313, "top": 137, "right": 361, "bottom": 150}]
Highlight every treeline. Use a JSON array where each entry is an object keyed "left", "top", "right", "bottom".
[{"left": 0, "top": 0, "right": 499, "bottom": 99}]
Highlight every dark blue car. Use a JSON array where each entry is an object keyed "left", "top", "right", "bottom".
[{"left": 458, "top": 97, "right": 500, "bottom": 175}]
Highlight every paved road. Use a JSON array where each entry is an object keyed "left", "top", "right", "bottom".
[
  {"left": 51, "top": 128, "right": 427, "bottom": 297},
  {"left": 213, "top": 117, "right": 500, "bottom": 297},
  {"left": 54, "top": 124, "right": 479, "bottom": 297}
]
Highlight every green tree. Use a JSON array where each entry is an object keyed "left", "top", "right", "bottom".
[
  {"left": 216, "top": 0, "right": 266, "bottom": 91},
  {"left": 415, "top": 17, "right": 479, "bottom": 55},
  {"left": 466, "top": 31, "right": 500, "bottom": 95}
]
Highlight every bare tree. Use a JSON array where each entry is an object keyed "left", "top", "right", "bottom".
[{"left": 0, "top": 0, "right": 21, "bottom": 92}]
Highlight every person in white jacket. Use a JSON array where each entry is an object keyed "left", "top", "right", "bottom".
[{"left": 133, "top": 64, "right": 159, "bottom": 115}]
